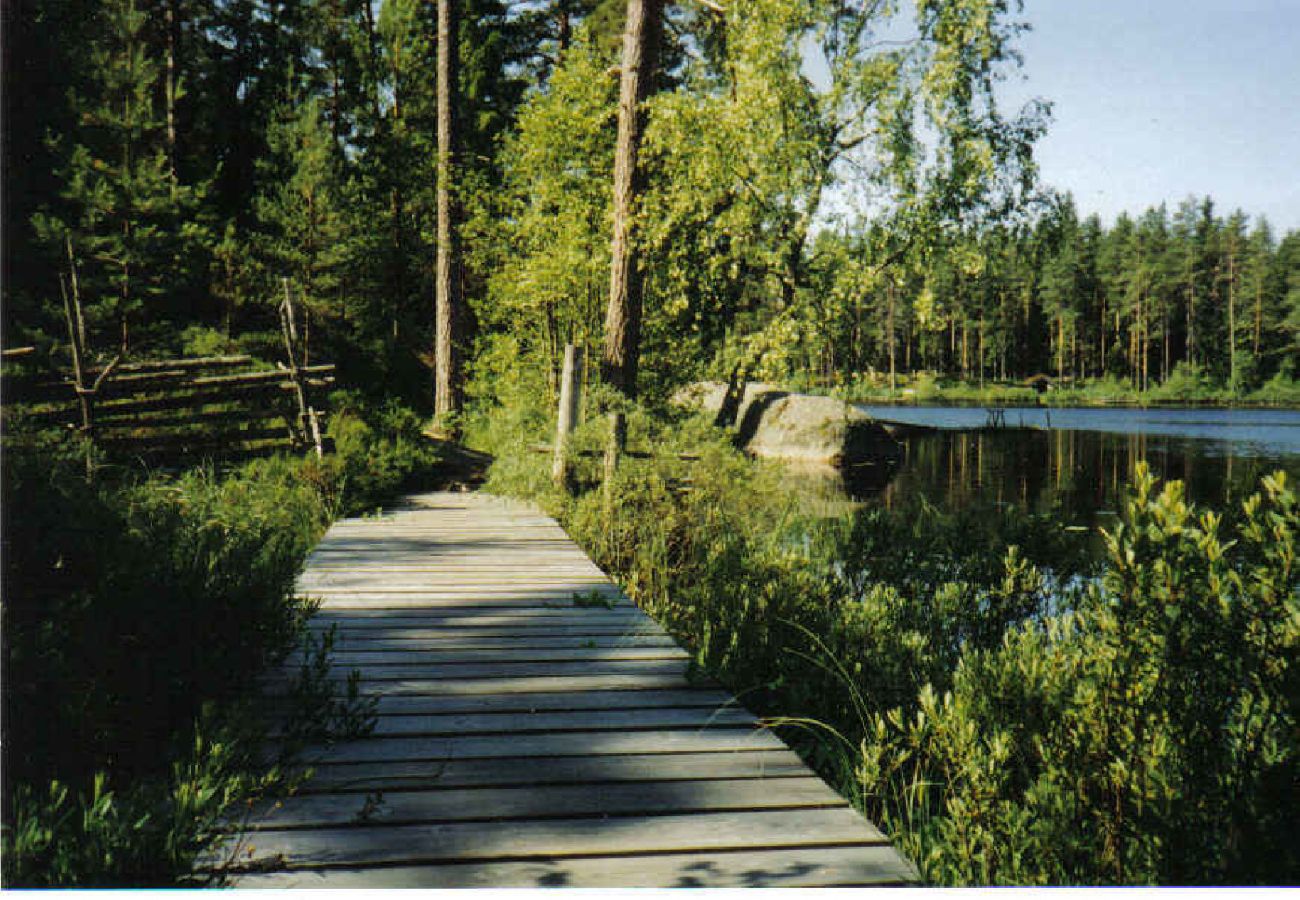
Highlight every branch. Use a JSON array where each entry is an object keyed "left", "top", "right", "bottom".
[{"left": 86, "top": 354, "right": 123, "bottom": 394}]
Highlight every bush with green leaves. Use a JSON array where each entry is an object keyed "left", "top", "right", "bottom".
[{"left": 859, "top": 464, "right": 1299, "bottom": 884}]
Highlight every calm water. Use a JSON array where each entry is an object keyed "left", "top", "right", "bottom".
[{"left": 850, "top": 406, "right": 1300, "bottom": 526}]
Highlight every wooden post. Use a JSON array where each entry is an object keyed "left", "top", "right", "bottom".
[
  {"left": 280, "top": 279, "right": 324, "bottom": 458},
  {"left": 603, "top": 410, "right": 626, "bottom": 520},
  {"left": 552, "top": 344, "right": 583, "bottom": 488}
]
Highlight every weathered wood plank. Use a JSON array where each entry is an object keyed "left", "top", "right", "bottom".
[
  {"left": 299, "top": 727, "right": 782, "bottom": 766},
  {"left": 310, "top": 673, "right": 711, "bottom": 696},
  {"left": 243, "top": 776, "right": 840, "bottom": 830},
  {"left": 298, "top": 576, "right": 615, "bottom": 590},
  {"left": 292, "top": 748, "right": 812, "bottom": 792},
  {"left": 282, "top": 659, "right": 695, "bottom": 683},
  {"left": 359, "top": 704, "right": 755, "bottom": 737},
  {"left": 303, "top": 596, "right": 635, "bottom": 611},
  {"left": 327, "top": 645, "right": 688, "bottom": 666},
  {"left": 305, "top": 634, "right": 679, "bottom": 651},
  {"left": 306, "top": 625, "right": 672, "bottom": 642},
  {"left": 305, "top": 608, "right": 654, "bottom": 627},
  {"left": 227, "top": 844, "right": 915, "bottom": 888},
  {"left": 301, "top": 587, "right": 629, "bottom": 600},
  {"left": 210, "top": 807, "right": 886, "bottom": 872},
  {"left": 309, "top": 688, "right": 739, "bottom": 717}
]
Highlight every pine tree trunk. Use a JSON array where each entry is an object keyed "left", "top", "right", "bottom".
[
  {"left": 887, "top": 280, "right": 896, "bottom": 391},
  {"left": 1254, "top": 281, "right": 1263, "bottom": 357},
  {"left": 1228, "top": 254, "right": 1237, "bottom": 389},
  {"left": 435, "top": 0, "right": 463, "bottom": 422},
  {"left": 165, "top": 0, "right": 178, "bottom": 181},
  {"left": 602, "top": 0, "right": 663, "bottom": 397}
]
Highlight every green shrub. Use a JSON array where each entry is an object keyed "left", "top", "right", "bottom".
[
  {"left": 860, "top": 464, "right": 1300, "bottom": 884},
  {"left": 1145, "top": 362, "right": 1225, "bottom": 404},
  {"left": 1248, "top": 370, "right": 1300, "bottom": 406},
  {"left": 1, "top": 400, "right": 435, "bottom": 885},
  {"left": 327, "top": 393, "right": 443, "bottom": 515}
]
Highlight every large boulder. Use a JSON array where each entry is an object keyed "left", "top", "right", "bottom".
[{"left": 675, "top": 381, "right": 901, "bottom": 467}]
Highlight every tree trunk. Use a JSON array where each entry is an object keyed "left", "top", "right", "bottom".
[
  {"left": 601, "top": 0, "right": 663, "bottom": 397},
  {"left": 435, "top": 0, "right": 463, "bottom": 423},
  {"left": 165, "top": 0, "right": 178, "bottom": 181},
  {"left": 1227, "top": 253, "right": 1237, "bottom": 389},
  {"left": 1253, "top": 280, "right": 1263, "bottom": 357},
  {"left": 887, "top": 280, "right": 896, "bottom": 391}
]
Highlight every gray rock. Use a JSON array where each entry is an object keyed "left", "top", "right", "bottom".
[{"left": 675, "top": 382, "right": 901, "bottom": 467}]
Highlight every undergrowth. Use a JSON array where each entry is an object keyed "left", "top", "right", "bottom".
[
  {"left": 1, "top": 398, "right": 435, "bottom": 886},
  {"left": 466, "top": 387, "right": 1299, "bottom": 885}
]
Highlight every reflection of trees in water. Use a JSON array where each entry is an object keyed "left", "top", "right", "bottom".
[{"left": 871, "top": 429, "right": 1300, "bottom": 525}]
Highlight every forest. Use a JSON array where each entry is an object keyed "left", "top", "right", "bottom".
[
  {"left": 11, "top": 0, "right": 1298, "bottom": 408},
  {"left": 3, "top": 0, "right": 1299, "bottom": 888}
]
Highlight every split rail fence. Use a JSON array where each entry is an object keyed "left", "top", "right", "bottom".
[{"left": 1, "top": 298, "right": 333, "bottom": 465}]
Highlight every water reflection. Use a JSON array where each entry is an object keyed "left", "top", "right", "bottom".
[{"left": 863, "top": 428, "right": 1300, "bottom": 528}]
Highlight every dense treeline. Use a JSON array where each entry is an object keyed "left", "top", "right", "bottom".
[
  {"left": 8, "top": 0, "right": 1297, "bottom": 409},
  {"left": 5, "top": 0, "right": 1054, "bottom": 410},
  {"left": 807, "top": 195, "right": 1300, "bottom": 394},
  {"left": 3, "top": 0, "right": 628, "bottom": 405}
]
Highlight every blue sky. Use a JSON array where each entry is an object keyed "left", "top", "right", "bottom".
[{"left": 1002, "top": 0, "right": 1300, "bottom": 231}]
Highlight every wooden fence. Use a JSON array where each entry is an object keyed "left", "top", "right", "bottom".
[{"left": 1, "top": 297, "right": 333, "bottom": 465}]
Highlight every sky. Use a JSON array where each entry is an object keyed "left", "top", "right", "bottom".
[{"left": 1001, "top": 0, "right": 1300, "bottom": 232}]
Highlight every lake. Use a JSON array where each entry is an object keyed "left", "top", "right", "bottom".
[{"left": 850, "top": 405, "right": 1300, "bottom": 527}]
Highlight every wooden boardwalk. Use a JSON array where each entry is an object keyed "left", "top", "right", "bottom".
[{"left": 220, "top": 491, "right": 916, "bottom": 888}]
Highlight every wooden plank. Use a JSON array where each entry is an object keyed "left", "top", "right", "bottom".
[
  {"left": 210, "top": 807, "right": 886, "bottom": 872},
  {"left": 242, "top": 776, "right": 840, "bottom": 830},
  {"left": 303, "top": 634, "right": 679, "bottom": 651},
  {"left": 300, "top": 579, "right": 617, "bottom": 590},
  {"left": 92, "top": 355, "right": 253, "bottom": 374},
  {"left": 292, "top": 673, "right": 712, "bottom": 697},
  {"left": 227, "top": 844, "right": 915, "bottom": 888},
  {"left": 306, "top": 561, "right": 607, "bottom": 572},
  {"left": 304, "top": 597, "right": 635, "bottom": 611},
  {"left": 95, "top": 406, "right": 289, "bottom": 430},
  {"left": 306, "top": 625, "right": 672, "bottom": 642},
  {"left": 298, "top": 574, "right": 612, "bottom": 587},
  {"left": 313, "top": 536, "right": 582, "bottom": 543},
  {"left": 297, "top": 728, "right": 782, "bottom": 766},
  {"left": 291, "top": 748, "right": 811, "bottom": 792},
  {"left": 304, "top": 609, "right": 653, "bottom": 627},
  {"left": 91, "top": 365, "right": 312, "bottom": 396},
  {"left": 312, "top": 688, "right": 739, "bottom": 717},
  {"left": 360, "top": 704, "right": 755, "bottom": 737},
  {"left": 285, "top": 659, "right": 695, "bottom": 683},
  {"left": 99, "top": 425, "right": 291, "bottom": 449},
  {"left": 326, "top": 646, "right": 688, "bottom": 666}
]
